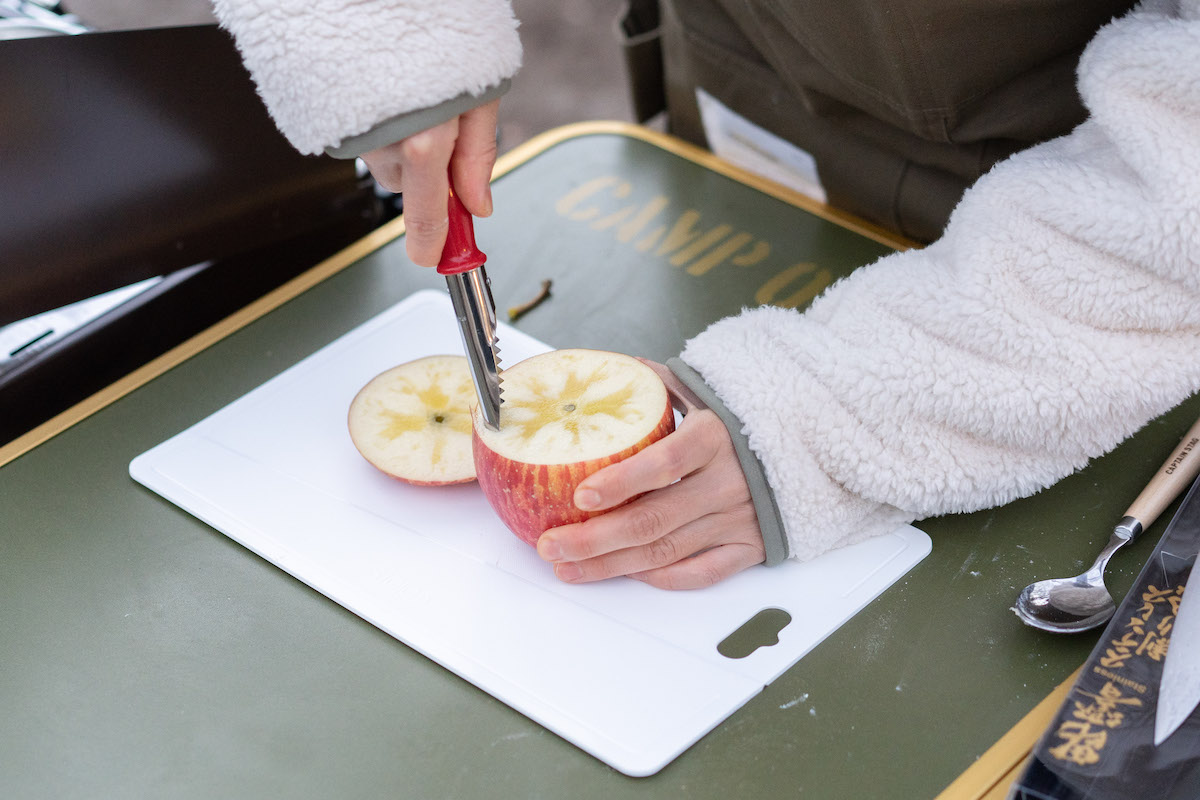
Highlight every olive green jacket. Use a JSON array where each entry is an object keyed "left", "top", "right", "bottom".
[{"left": 626, "top": 0, "right": 1136, "bottom": 241}]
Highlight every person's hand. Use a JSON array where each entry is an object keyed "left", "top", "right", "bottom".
[
  {"left": 535, "top": 360, "right": 766, "bottom": 590},
  {"left": 359, "top": 99, "right": 501, "bottom": 267}
]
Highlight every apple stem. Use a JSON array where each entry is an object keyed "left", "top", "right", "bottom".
[{"left": 507, "top": 279, "right": 553, "bottom": 322}]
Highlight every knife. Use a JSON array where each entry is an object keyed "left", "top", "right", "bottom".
[
  {"left": 439, "top": 182, "right": 502, "bottom": 429},
  {"left": 320, "top": 85, "right": 512, "bottom": 429},
  {"left": 1154, "top": 481, "right": 1200, "bottom": 744}
]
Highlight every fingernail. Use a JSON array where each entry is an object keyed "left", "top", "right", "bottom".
[
  {"left": 556, "top": 563, "right": 582, "bottom": 582},
  {"left": 538, "top": 537, "right": 562, "bottom": 562},
  {"left": 575, "top": 488, "right": 600, "bottom": 510}
]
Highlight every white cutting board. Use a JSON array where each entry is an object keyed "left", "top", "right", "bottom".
[{"left": 130, "top": 289, "right": 930, "bottom": 777}]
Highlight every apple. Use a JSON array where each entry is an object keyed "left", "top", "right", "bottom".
[
  {"left": 472, "top": 348, "right": 675, "bottom": 546},
  {"left": 348, "top": 354, "right": 477, "bottom": 486}
]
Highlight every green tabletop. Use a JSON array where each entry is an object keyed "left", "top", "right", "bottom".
[{"left": 3, "top": 123, "right": 1197, "bottom": 800}]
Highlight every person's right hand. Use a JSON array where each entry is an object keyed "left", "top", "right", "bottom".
[
  {"left": 535, "top": 360, "right": 767, "bottom": 590},
  {"left": 359, "top": 99, "right": 501, "bottom": 267}
]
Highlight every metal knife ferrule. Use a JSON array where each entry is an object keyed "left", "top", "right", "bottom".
[
  {"left": 445, "top": 265, "right": 502, "bottom": 430},
  {"left": 1112, "top": 515, "right": 1143, "bottom": 542}
]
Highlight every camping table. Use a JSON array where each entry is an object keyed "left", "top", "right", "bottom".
[{"left": 4, "top": 122, "right": 1197, "bottom": 799}]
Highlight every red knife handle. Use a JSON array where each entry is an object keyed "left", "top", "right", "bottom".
[{"left": 436, "top": 182, "right": 487, "bottom": 276}]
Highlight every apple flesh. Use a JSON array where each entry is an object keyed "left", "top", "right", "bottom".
[
  {"left": 348, "top": 355, "right": 477, "bottom": 486},
  {"left": 472, "top": 348, "right": 675, "bottom": 546}
]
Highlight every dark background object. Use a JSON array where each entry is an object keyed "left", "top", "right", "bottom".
[
  {"left": 0, "top": 24, "right": 377, "bottom": 324},
  {"left": 0, "top": 24, "right": 383, "bottom": 442}
]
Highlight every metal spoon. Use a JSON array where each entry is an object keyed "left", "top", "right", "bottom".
[{"left": 1014, "top": 414, "right": 1200, "bottom": 633}]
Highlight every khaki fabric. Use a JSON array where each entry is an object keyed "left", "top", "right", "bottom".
[{"left": 646, "top": 0, "right": 1135, "bottom": 242}]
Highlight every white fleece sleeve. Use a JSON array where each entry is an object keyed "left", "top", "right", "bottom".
[
  {"left": 681, "top": 1, "right": 1200, "bottom": 564},
  {"left": 209, "top": 0, "right": 522, "bottom": 155}
]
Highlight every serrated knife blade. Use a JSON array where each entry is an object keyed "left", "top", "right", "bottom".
[{"left": 438, "top": 182, "right": 502, "bottom": 430}]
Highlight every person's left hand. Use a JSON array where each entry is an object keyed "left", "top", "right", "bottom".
[{"left": 535, "top": 361, "right": 766, "bottom": 590}]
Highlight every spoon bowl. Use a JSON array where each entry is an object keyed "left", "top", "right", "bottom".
[
  {"left": 1012, "top": 525, "right": 1131, "bottom": 632},
  {"left": 1014, "top": 580, "right": 1116, "bottom": 632}
]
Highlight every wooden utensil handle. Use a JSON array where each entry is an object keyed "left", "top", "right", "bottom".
[{"left": 1124, "top": 414, "right": 1200, "bottom": 528}]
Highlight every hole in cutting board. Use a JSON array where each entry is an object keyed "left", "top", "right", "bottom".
[{"left": 717, "top": 607, "right": 792, "bottom": 659}]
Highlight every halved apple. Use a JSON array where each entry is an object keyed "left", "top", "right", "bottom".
[
  {"left": 472, "top": 348, "right": 675, "bottom": 546},
  {"left": 348, "top": 355, "right": 477, "bottom": 486}
]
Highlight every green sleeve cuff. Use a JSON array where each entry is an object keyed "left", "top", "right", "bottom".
[
  {"left": 666, "top": 358, "right": 789, "bottom": 566},
  {"left": 323, "top": 80, "right": 511, "bottom": 160}
]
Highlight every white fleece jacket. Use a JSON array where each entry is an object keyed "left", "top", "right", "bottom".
[
  {"left": 209, "top": 0, "right": 522, "bottom": 155},
  {"left": 683, "top": 0, "right": 1200, "bottom": 562}
]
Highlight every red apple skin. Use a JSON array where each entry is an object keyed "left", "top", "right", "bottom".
[{"left": 472, "top": 401, "right": 675, "bottom": 546}]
